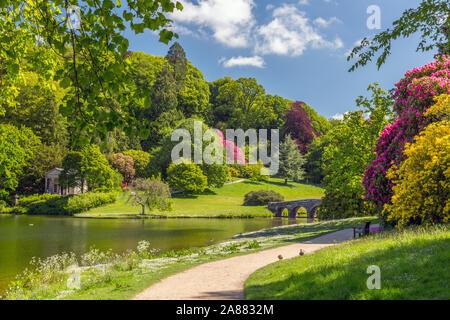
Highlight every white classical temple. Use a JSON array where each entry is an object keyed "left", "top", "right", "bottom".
[{"left": 44, "top": 168, "right": 87, "bottom": 195}]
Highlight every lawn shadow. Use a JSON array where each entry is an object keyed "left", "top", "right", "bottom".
[
  {"left": 171, "top": 188, "right": 217, "bottom": 199},
  {"left": 264, "top": 180, "right": 295, "bottom": 188},
  {"left": 242, "top": 180, "right": 264, "bottom": 185}
]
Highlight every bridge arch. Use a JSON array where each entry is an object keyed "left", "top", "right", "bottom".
[{"left": 267, "top": 199, "right": 322, "bottom": 219}]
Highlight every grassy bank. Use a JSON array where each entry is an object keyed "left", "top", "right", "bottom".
[
  {"left": 245, "top": 225, "right": 450, "bottom": 300},
  {"left": 76, "top": 178, "right": 324, "bottom": 218},
  {"left": 1, "top": 217, "right": 375, "bottom": 300}
]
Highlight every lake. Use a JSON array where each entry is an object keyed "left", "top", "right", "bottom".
[{"left": 0, "top": 215, "right": 302, "bottom": 294}]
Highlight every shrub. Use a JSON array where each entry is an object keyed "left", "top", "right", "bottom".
[
  {"left": 229, "top": 167, "right": 239, "bottom": 178},
  {"left": 316, "top": 191, "right": 376, "bottom": 220},
  {"left": 384, "top": 121, "right": 450, "bottom": 229},
  {"left": 15, "top": 192, "right": 117, "bottom": 215},
  {"left": 107, "top": 153, "right": 135, "bottom": 183},
  {"left": 200, "top": 163, "right": 229, "bottom": 188},
  {"left": 243, "top": 190, "right": 284, "bottom": 206},
  {"left": 230, "top": 163, "right": 267, "bottom": 180},
  {"left": 123, "top": 150, "right": 151, "bottom": 178},
  {"left": 65, "top": 192, "right": 117, "bottom": 214},
  {"left": 167, "top": 163, "right": 207, "bottom": 194},
  {"left": 17, "top": 193, "right": 61, "bottom": 207},
  {"left": 364, "top": 56, "right": 450, "bottom": 207}
]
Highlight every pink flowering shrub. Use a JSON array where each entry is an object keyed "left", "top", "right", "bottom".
[
  {"left": 363, "top": 56, "right": 450, "bottom": 210},
  {"left": 215, "top": 130, "right": 246, "bottom": 164},
  {"left": 108, "top": 153, "right": 135, "bottom": 184}
]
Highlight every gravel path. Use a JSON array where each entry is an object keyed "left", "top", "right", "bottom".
[{"left": 133, "top": 228, "right": 356, "bottom": 300}]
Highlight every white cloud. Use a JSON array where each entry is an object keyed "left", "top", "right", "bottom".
[
  {"left": 298, "top": 0, "right": 309, "bottom": 5},
  {"left": 313, "top": 16, "right": 341, "bottom": 28},
  {"left": 331, "top": 113, "right": 344, "bottom": 120},
  {"left": 169, "top": 0, "right": 255, "bottom": 48},
  {"left": 221, "top": 56, "right": 265, "bottom": 68},
  {"left": 255, "top": 5, "right": 343, "bottom": 56},
  {"left": 266, "top": 4, "right": 274, "bottom": 10}
]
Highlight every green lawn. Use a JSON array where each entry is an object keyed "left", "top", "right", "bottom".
[
  {"left": 76, "top": 178, "right": 324, "bottom": 218},
  {"left": 245, "top": 225, "right": 450, "bottom": 300}
]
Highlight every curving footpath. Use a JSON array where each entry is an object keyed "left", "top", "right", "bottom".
[{"left": 133, "top": 228, "right": 356, "bottom": 300}]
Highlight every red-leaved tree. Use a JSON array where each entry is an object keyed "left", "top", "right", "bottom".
[{"left": 284, "top": 101, "right": 317, "bottom": 154}]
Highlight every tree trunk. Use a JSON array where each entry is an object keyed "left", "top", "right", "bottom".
[
  {"left": 141, "top": 205, "right": 145, "bottom": 216},
  {"left": 284, "top": 178, "right": 288, "bottom": 185}
]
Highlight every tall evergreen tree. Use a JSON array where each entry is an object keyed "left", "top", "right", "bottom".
[
  {"left": 166, "top": 42, "right": 187, "bottom": 88},
  {"left": 145, "top": 64, "right": 178, "bottom": 122},
  {"left": 279, "top": 135, "right": 306, "bottom": 185}
]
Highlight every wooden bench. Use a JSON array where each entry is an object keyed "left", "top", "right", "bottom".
[{"left": 353, "top": 221, "right": 371, "bottom": 239}]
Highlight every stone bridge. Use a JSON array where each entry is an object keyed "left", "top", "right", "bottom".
[{"left": 267, "top": 199, "right": 322, "bottom": 219}]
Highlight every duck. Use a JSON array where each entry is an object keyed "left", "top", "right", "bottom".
[
  {"left": 299, "top": 249, "right": 305, "bottom": 256},
  {"left": 278, "top": 254, "right": 283, "bottom": 260}
]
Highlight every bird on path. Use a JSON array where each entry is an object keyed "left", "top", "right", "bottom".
[
  {"left": 299, "top": 249, "right": 305, "bottom": 256},
  {"left": 278, "top": 255, "right": 283, "bottom": 260}
]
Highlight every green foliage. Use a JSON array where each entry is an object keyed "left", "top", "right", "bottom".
[
  {"left": 60, "top": 145, "right": 122, "bottom": 191},
  {"left": 0, "top": 0, "right": 183, "bottom": 140},
  {"left": 178, "top": 62, "right": 211, "bottom": 118},
  {"left": 97, "top": 128, "right": 142, "bottom": 155},
  {"left": 304, "top": 136, "right": 330, "bottom": 184},
  {"left": 279, "top": 135, "right": 306, "bottom": 184},
  {"left": 167, "top": 163, "right": 207, "bottom": 194},
  {"left": 123, "top": 150, "right": 152, "bottom": 178},
  {"left": 229, "top": 164, "right": 266, "bottom": 180},
  {"left": 0, "top": 124, "right": 40, "bottom": 193},
  {"left": 127, "top": 52, "right": 168, "bottom": 89},
  {"left": 149, "top": 64, "right": 179, "bottom": 119},
  {"left": 318, "top": 84, "right": 393, "bottom": 219},
  {"left": 11, "top": 192, "right": 117, "bottom": 215},
  {"left": 0, "top": 72, "right": 68, "bottom": 146},
  {"left": 209, "top": 77, "right": 289, "bottom": 130},
  {"left": 166, "top": 42, "right": 187, "bottom": 90},
  {"left": 128, "top": 178, "right": 172, "bottom": 215},
  {"left": 301, "top": 103, "right": 332, "bottom": 136},
  {"left": 60, "top": 151, "right": 85, "bottom": 190},
  {"left": 18, "top": 143, "right": 67, "bottom": 194},
  {"left": 348, "top": 0, "right": 449, "bottom": 71},
  {"left": 317, "top": 190, "right": 376, "bottom": 220},
  {"left": 199, "top": 163, "right": 229, "bottom": 188},
  {"left": 65, "top": 192, "right": 118, "bottom": 215},
  {"left": 150, "top": 118, "right": 222, "bottom": 177},
  {"left": 243, "top": 190, "right": 284, "bottom": 206}
]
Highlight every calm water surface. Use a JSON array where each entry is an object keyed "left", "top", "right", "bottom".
[{"left": 0, "top": 215, "right": 302, "bottom": 293}]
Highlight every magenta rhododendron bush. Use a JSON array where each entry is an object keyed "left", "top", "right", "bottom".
[
  {"left": 216, "top": 130, "right": 246, "bottom": 164},
  {"left": 363, "top": 56, "right": 450, "bottom": 207}
]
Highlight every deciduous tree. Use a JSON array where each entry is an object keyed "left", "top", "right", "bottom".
[
  {"left": 284, "top": 101, "right": 316, "bottom": 154},
  {"left": 128, "top": 178, "right": 172, "bottom": 215}
]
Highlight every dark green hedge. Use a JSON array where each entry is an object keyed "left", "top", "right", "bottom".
[
  {"left": 10, "top": 192, "right": 117, "bottom": 215},
  {"left": 243, "top": 190, "right": 284, "bottom": 206}
]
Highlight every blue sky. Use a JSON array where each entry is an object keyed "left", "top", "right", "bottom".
[{"left": 125, "top": 0, "right": 435, "bottom": 119}]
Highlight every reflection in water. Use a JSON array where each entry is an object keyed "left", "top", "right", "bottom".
[{"left": 0, "top": 215, "right": 302, "bottom": 292}]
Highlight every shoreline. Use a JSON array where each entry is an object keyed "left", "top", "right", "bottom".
[{"left": 2, "top": 217, "right": 377, "bottom": 300}]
